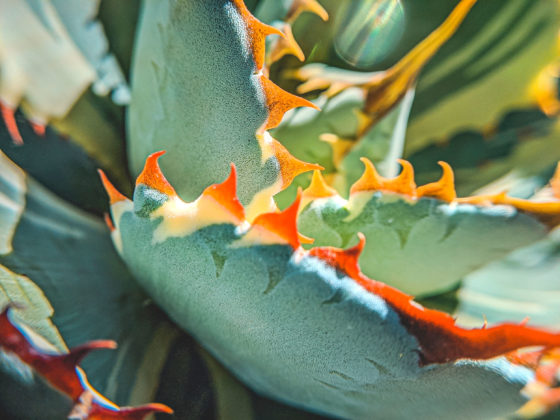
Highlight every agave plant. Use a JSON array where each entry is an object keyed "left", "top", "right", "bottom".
[{"left": 1, "top": 0, "right": 560, "bottom": 419}]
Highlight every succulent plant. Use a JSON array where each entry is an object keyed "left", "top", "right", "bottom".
[{"left": 1, "top": 0, "right": 560, "bottom": 419}]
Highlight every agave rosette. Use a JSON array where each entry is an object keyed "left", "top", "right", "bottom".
[{"left": 0, "top": 0, "right": 560, "bottom": 419}]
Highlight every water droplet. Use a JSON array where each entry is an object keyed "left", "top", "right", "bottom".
[{"left": 334, "top": 0, "right": 405, "bottom": 69}]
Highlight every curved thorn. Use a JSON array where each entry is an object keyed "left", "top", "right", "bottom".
[
  {"left": 287, "top": 0, "right": 329, "bottom": 23},
  {"left": 0, "top": 100, "right": 23, "bottom": 145},
  {"left": 417, "top": 161, "right": 457, "bottom": 202},
  {"left": 136, "top": 151, "right": 177, "bottom": 196},
  {"left": 303, "top": 170, "right": 338, "bottom": 199},
  {"left": 251, "top": 188, "right": 304, "bottom": 249},
  {"left": 98, "top": 170, "right": 129, "bottom": 205},
  {"left": 260, "top": 75, "right": 320, "bottom": 131},
  {"left": 202, "top": 163, "right": 246, "bottom": 221},
  {"left": 269, "top": 23, "right": 305, "bottom": 64}
]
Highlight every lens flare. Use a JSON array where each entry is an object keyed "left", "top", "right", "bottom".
[{"left": 334, "top": 0, "right": 405, "bottom": 69}]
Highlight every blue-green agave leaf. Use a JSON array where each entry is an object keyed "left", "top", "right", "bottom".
[{"left": 103, "top": 154, "right": 560, "bottom": 419}]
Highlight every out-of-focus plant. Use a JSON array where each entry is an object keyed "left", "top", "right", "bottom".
[{"left": 0, "top": 0, "right": 560, "bottom": 419}]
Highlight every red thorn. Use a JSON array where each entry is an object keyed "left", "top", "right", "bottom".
[
  {"left": 0, "top": 101, "right": 23, "bottom": 145},
  {"left": 0, "top": 308, "right": 113, "bottom": 399},
  {"left": 309, "top": 237, "right": 560, "bottom": 365},
  {"left": 507, "top": 348, "right": 545, "bottom": 370},
  {"left": 61, "top": 340, "right": 117, "bottom": 368},
  {"left": 104, "top": 213, "right": 116, "bottom": 232},
  {"left": 251, "top": 188, "right": 304, "bottom": 249},
  {"left": 0, "top": 306, "right": 173, "bottom": 416},
  {"left": 202, "top": 163, "right": 245, "bottom": 221},
  {"left": 309, "top": 233, "right": 365, "bottom": 279},
  {"left": 89, "top": 402, "right": 174, "bottom": 419},
  {"left": 30, "top": 121, "right": 46, "bottom": 137},
  {"left": 135, "top": 151, "right": 177, "bottom": 196},
  {"left": 98, "top": 170, "right": 129, "bottom": 205}
]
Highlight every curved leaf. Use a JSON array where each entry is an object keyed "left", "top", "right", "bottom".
[
  {"left": 297, "top": 160, "right": 556, "bottom": 297},
  {"left": 104, "top": 152, "right": 560, "bottom": 419},
  {"left": 408, "top": 108, "right": 558, "bottom": 196},
  {"left": 128, "top": 0, "right": 318, "bottom": 212}
]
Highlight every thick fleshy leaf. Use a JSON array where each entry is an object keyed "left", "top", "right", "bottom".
[
  {"left": 297, "top": 160, "right": 557, "bottom": 297},
  {"left": 0, "top": 148, "right": 25, "bottom": 255},
  {"left": 272, "top": 86, "right": 414, "bottom": 209},
  {"left": 0, "top": 149, "right": 295, "bottom": 419},
  {"left": 0, "top": 1, "right": 130, "bottom": 188},
  {"left": 286, "top": 0, "right": 476, "bottom": 134},
  {"left": 455, "top": 119, "right": 560, "bottom": 199},
  {"left": 128, "top": 0, "right": 319, "bottom": 212},
  {"left": 104, "top": 153, "right": 560, "bottom": 419},
  {"left": 272, "top": 0, "right": 476, "bottom": 204},
  {"left": 46, "top": 0, "right": 130, "bottom": 104},
  {"left": 0, "top": 266, "right": 66, "bottom": 352}
]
